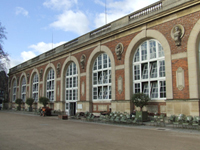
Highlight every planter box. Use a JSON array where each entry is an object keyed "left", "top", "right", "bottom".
[
  {"left": 58, "top": 115, "right": 68, "bottom": 120},
  {"left": 28, "top": 107, "right": 32, "bottom": 112},
  {"left": 136, "top": 111, "right": 148, "bottom": 122},
  {"left": 17, "top": 106, "right": 21, "bottom": 111}
]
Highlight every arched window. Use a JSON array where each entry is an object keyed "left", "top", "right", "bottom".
[
  {"left": 46, "top": 69, "right": 54, "bottom": 101},
  {"left": 133, "top": 39, "right": 166, "bottom": 99},
  {"left": 65, "top": 62, "right": 78, "bottom": 111},
  {"left": 32, "top": 74, "right": 38, "bottom": 102},
  {"left": 13, "top": 80, "right": 17, "bottom": 102},
  {"left": 21, "top": 77, "right": 26, "bottom": 102},
  {"left": 92, "top": 53, "right": 111, "bottom": 100}
]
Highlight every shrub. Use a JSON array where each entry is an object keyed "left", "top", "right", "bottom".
[
  {"left": 26, "top": 98, "right": 34, "bottom": 107},
  {"left": 15, "top": 98, "right": 23, "bottom": 105},
  {"left": 15, "top": 98, "right": 23, "bottom": 111},
  {"left": 39, "top": 97, "right": 49, "bottom": 107},
  {"left": 131, "top": 93, "right": 150, "bottom": 111}
]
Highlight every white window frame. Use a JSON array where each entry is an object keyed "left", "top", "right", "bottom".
[
  {"left": 46, "top": 69, "right": 55, "bottom": 101},
  {"left": 133, "top": 39, "right": 166, "bottom": 100},
  {"left": 32, "top": 74, "right": 39, "bottom": 102},
  {"left": 13, "top": 80, "right": 17, "bottom": 102},
  {"left": 66, "top": 62, "right": 78, "bottom": 102},
  {"left": 92, "top": 53, "right": 111, "bottom": 101},
  {"left": 21, "top": 77, "right": 26, "bottom": 102}
]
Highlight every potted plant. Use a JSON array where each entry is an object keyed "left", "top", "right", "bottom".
[
  {"left": 26, "top": 98, "right": 34, "bottom": 112},
  {"left": 131, "top": 93, "right": 150, "bottom": 121},
  {"left": 39, "top": 97, "right": 49, "bottom": 107},
  {"left": 15, "top": 98, "right": 23, "bottom": 111}
]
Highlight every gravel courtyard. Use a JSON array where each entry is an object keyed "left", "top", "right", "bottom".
[{"left": 0, "top": 111, "right": 200, "bottom": 150}]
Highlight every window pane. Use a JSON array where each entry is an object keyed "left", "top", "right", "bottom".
[
  {"left": 109, "top": 70, "right": 111, "bottom": 83},
  {"left": 66, "top": 90, "right": 68, "bottom": 100},
  {"left": 109, "top": 86, "right": 111, "bottom": 99},
  {"left": 98, "top": 55, "right": 102, "bottom": 69},
  {"left": 103, "top": 86, "right": 108, "bottom": 99},
  {"left": 103, "top": 71, "right": 108, "bottom": 84},
  {"left": 98, "top": 72, "right": 102, "bottom": 84},
  {"left": 150, "top": 62, "right": 157, "bottom": 78},
  {"left": 134, "top": 48, "right": 140, "bottom": 62},
  {"left": 160, "top": 81, "right": 166, "bottom": 98},
  {"left": 93, "top": 87, "right": 97, "bottom": 99},
  {"left": 159, "top": 60, "right": 165, "bottom": 77},
  {"left": 66, "top": 103, "right": 69, "bottom": 109},
  {"left": 108, "top": 58, "right": 111, "bottom": 67},
  {"left": 141, "top": 41, "right": 147, "bottom": 61},
  {"left": 66, "top": 78, "right": 69, "bottom": 88},
  {"left": 134, "top": 83, "right": 140, "bottom": 93},
  {"left": 73, "top": 63, "right": 77, "bottom": 75},
  {"left": 142, "top": 63, "right": 148, "bottom": 79},
  {"left": 93, "top": 60, "right": 97, "bottom": 70},
  {"left": 151, "top": 82, "right": 158, "bottom": 98},
  {"left": 134, "top": 65, "right": 140, "bottom": 80},
  {"left": 158, "top": 43, "right": 164, "bottom": 57},
  {"left": 70, "top": 64, "right": 72, "bottom": 75},
  {"left": 93, "top": 73, "right": 97, "bottom": 85},
  {"left": 149, "top": 40, "right": 156, "bottom": 59},
  {"left": 103, "top": 53, "right": 107, "bottom": 68},
  {"left": 142, "top": 82, "right": 149, "bottom": 95},
  {"left": 73, "top": 77, "right": 76, "bottom": 87},
  {"left": 73, "top": 90, "right": 76, "bottom": 100},
  {"left": 98, "top": 87, "right": 102, "bottom": 99}
]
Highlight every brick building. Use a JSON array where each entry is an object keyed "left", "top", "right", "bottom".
[{"left": 8, "top": 0, "right": 200, "bottom": 116}]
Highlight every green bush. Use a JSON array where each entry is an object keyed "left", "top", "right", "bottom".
[
  {"left": 39, "top": 97, "right": 49, "bottom": 107},
  {"left": 26, "top": 98, "right": 34, "bottom": 107},
  {"left": 15, "top": 98, "right": 23, "bottom": 105},
  {"left": 131, "top": 93, "right": 150, "bottom": 111},
  {"left": 15, "top": 98, "right": 23, "bottom": 111}
]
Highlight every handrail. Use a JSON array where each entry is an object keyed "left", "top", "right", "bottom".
[{"left": 129, "top": 1, "right": 162, "bottom": 20}]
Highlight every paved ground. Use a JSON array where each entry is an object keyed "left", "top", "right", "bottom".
[{"left": 0, "top": 111, "right": 200, "bottom": 150}]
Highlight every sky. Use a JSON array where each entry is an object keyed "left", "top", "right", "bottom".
[{"left": 0, "top": 0, "right": 158, "bottom": 70}]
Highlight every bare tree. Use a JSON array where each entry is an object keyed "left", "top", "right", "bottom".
[{"left": 0, "top": 22, "right": 9, "bottom": 72}]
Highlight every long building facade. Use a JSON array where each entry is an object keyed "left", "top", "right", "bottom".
[{"left": 8, "top": 0, "right": 200, "bottom": 116}]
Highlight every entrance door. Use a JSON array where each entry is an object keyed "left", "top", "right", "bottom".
[{"left": 69, "top": 102, "right": 76, "bottom": 116}]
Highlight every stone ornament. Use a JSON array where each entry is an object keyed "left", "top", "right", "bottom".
[
  {"left": 171, "top": 24, "right": 185, "bottom": 46},
  {"left": 57, "top": 63, "right": 61, "bottom": 76},
  {"left": 115, "top": 43, "right": 124, "bottom": 60},
  {"left": 118, "top": 76, "right": 123, "bottom": 94},
  {"left": 81, "top": 81, "right": 85, "bottom": 96},
  {"left": 80, "top": 54, "right": 86, "bottom": 69},
  {"left": 176, "top": 67, "right": 185, "bottom": 91}
]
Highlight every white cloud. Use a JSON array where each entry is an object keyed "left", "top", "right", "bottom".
[
  {"left": 9, "top": 58, "right": 22, "bottom": 68},
  {"left": 94, "top": 0, "right": 158, "bottom": 28},
  {"left": 9, "top": 41, "right": 66, "bottom": 69},
  {"left": 15, "top": 7, "right": 29, "bottom": 16},
  {"left": 21, "top": 51, "right": 36, "bottom": 61},
  {"left": 50, "top": 10, "right": 90, "bottom": 35},
  {"left": 28, "top": 41, "right": 66, "bottom": 54},
  {"left": 44, "top": 0, "right": 89, "bottom": 35},
  {"left": 43, "top": 0, "right": 77, "bottom": 11}
]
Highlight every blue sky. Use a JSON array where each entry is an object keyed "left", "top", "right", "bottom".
[{"left": 0, "top": 0, "right": 158, "bottom": 70}]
